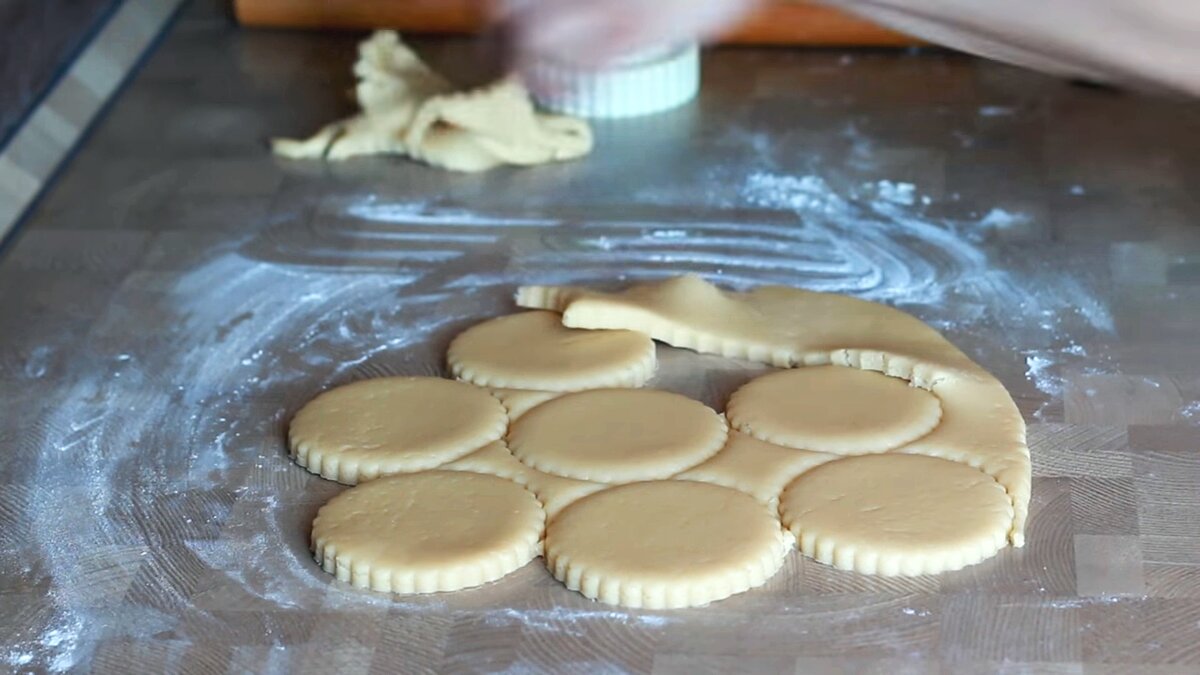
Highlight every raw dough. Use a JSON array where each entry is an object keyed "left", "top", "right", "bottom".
[
  {"left": 517, "top": 274, "right": 979, "bottom": 382},
  {"left": 289, "top": 377, "right": 507, "bottom": 484},
  {"left": 272, "top": 31, "right": 592, "bottom": 172},
  {"left": 311, "top": 471, "right": 544, "bottom": 593},
  {"left": 893, "top": 375, "right": 1031, "bottom": 546},
  {"left": 518, "top": 275, "right": 1031, "bottom": 546},
  {"left": 726, "top": 366, "right": 942, "bottom": 454},
  {"left": 507, "top": 389, "right": 727, "bottom": 482},
  {"left": 544, "top": 480, "right": 790, "bottom": 608},
  {"left": 449, "top": 311, "right": 656, "bottom": 391},
  {"left": 778, "top": 454, "right": 1013, "bottom": 576},
  {"left": 489, "top": 388, "right": 564, "bottom": 422},
  {"left": 675, "top": 430, "right": 838, "bottom": 505},
  {"left": 442, "top": 441, "right": 606, "bottom": 520}
]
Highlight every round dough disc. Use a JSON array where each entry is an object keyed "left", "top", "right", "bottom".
[
  {"left": 779, "top": 454, "right": 1013, "bottom": 576},
  {"left": 545, "top": 481, "right": 789, "bottom": 608},
  {"left": 289, "top": 377, "right": 508, "bottom": 484},
  {"left": 312, "top": 471, "right": 544, "bottom": 593},
  {"left": 726, "top": 366, "right": 942, "bottom": 454},
  {"left": 507, "top": 389, "right": 727, "bottom": 482},
  {"left": 448, "top": 311, "right": 656, "bottom": 391}
]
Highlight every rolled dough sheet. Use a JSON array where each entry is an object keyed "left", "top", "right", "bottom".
[
  {"left": 726, "top": 366, "right": 943, "bottom": 454},
  {"left": 489, "top": 388, "right": 564, "bottom": 422},
  {"left": 311, "top": 471, "right": 544, "bottom": 593},
  {"left": 289, "top": 377, "right": 508, "bottom": 485},
  {"left": 272, "top": 31, "right": 592, "bottom": 172},
  {"left": 675, "top": 430, "right": 839, "bottom": 506},
  {"left": 441, "top": 441, "right": 606, "bottom": 520},
  {"left": 779, "top": 454, "right": 1013, "bottom": 576},
  {"left": 507, "top": 388, "right": 728, "bottom": 482},
  {"left": 517, "top": 275, "right": 1031, "bottom": 546},
  {"left": 449, "top": 311, "right": 656, "bottom": 391},
  {"left": 544, "top": 480, "right": 790, "bottom": 608}
]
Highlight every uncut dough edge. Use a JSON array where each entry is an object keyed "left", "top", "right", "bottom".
[{"left": 516, "top": 276, "right": 1032, "bottom": 547}]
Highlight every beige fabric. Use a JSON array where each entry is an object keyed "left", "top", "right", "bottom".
[
  {"left": 449, "top": 311, "right": 656, "bottom": 391},
  {"left": 544, "top": 481, "right": 790, "bottom": 608},
  {"left": 311, "top": 471, "right": 543, "bottom": 593},
  {"left": 289, "top": 377, "right": 507, "bottom": 484},
  {"left": 272, "top": 31, "right": 592, "bottom": 172},
  {"left": 726, "top": 366, "right": 942, "bottom": 454},
  {"left": 779, "top": 454, "right": 1012, "bottom": 576},
  {"left": 507, "top": 388, "right": 728, "bottom": 482}
]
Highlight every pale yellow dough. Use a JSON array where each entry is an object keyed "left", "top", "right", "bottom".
[
  {"left": 507, "top": 389, "right": 727, "bottom": 482},
  {"left": 518, "top": 275, "right": 1031, "bottom": 546},
  {"left": 311, "top": 471, "right": 544, "bottom": 593},
  {"left": 449, "top": 311, "right": 656, "bottom": 391},
  {"left": 779, "top": 454, "right": 1013, "bottom": 576},
  {"left": 289, "top": 377, "right": 507, "bottom": 484},
  {"left": 675, "top": 430, "right": 838, "bottom": 506},
  {"left": 489, "top": 388, "right": 564, "bottom": 422},
  {"left": 272, "top": 32, "right": 592, "bottom": 172},
  {"left": 441, "top": 441, "right": 606, "bottom": 520},
  {"left": 544, "top": 481, "right": 790, "bottom": 608},
  {"left": 726, "top": 366, "right": 942, "bottom": 454}
]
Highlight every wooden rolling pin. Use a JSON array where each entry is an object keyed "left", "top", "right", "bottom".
[{"left": 233, "top": 0, "right": 914, "bottom": 46}]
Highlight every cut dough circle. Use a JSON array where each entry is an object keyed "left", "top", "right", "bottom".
[
  {"left": 449, "top": 311, "right": 656, "bottom": 391},
  {"left": 778, "top": 454, "right": 1013, "bottom": 576},
  {"left": 311, "top": 471, "right": 544, "bottom": 593},
  {"left": 507, "top": 389, "right": 727, "bottom": 482},
  {"left": 544, "top": 480, "right": 789, "bottom": 608},
  {"left": 289, "top": 377, "right": 508, "bottom": 484},
  {"left": 726, "top": 366, "right": 942, "bottom": 454}
]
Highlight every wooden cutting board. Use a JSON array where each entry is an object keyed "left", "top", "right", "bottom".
[{"left": 232, "top": 0, "right": 915, "bottom": 46}]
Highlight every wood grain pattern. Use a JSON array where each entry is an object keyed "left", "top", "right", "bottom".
[{"left": 4, "top": 0, "right": 1200, "bottom": 672}]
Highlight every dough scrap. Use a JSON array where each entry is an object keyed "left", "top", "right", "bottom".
[
  {"left": 272, "top": 31, "right": 593, "bottom": 172},
  {"left": 289, "top": 377, "right": 507, "bottom": 484},
  {"left": 518, "top": 275, "right": 1030, "bottom": 546},
  {"left": 726, "top": 366, "right": 942, "bottom": 454},
  {"left": 675, "top": 430, "right": 838, "bottom": 506},
  {"left": 893, "top": 375, "right": 1031, "bottom": 546},
  {"left": 441, "top": 441, "right": 606, "bottom": 520},
  {"left": 449, "top": 311, "right": 656, "bottom": 391},
  {"left": 507, "top": 389, "right": 727, "bottom": 482},
  {"left": 311, "top": 471, "right": 543, "bottom": 593},
  {"left": 516, "top": 274, "right": 979, "bottom": 382},
  {"left": 489, "top": 388, "right": 564, "bottom": 422},
  {"left": 544, "top": 480, "right": 789, "bottom": 608},
  {"left": 779, "top": 454, "right": 1012, "bottom": 576}
]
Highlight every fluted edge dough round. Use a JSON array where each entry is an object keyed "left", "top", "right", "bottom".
[
  {"left": 779, "top": 454, "right": 1013, "bottom": 576},
  {"left": 448, "top": 311, "right": 656, "bottom": 391},
  {"left": 312, "top": 471, "right": 544, "bottom": 594},
  {"left": 545, "top": 481, "right": 789, "bottom": 608},
  {"left": 289, "top": 377, "right": 508, "bottom": 484},
  {"left": 507, "top": 389, "right": 728, "bottom": 482},
  {"left": 727, "top": 366, "right": 943, "bottom": 454}
]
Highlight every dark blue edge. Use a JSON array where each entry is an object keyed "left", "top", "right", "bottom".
[{"left": 0, "top": 0, "right": 191, "bottom": 258}]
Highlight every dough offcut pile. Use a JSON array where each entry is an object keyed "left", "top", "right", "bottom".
[{"left": 289, "top": 275, "right": 1031, "bottom": 609}]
